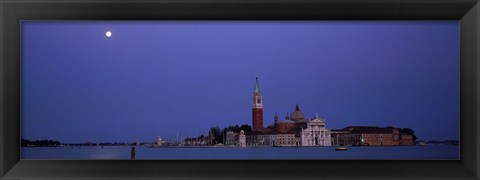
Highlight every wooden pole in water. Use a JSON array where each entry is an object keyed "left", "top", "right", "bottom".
[{"left": 131, "top": 147, "right": 135, "bottom": 160}]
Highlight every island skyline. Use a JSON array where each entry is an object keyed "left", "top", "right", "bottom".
[{"left": 21, "top": 21, "right": 459, "bottom": 143}]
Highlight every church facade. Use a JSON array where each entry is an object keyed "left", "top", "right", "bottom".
[{"left": 300, "top": 114, "right": 332, "bottom": 146}]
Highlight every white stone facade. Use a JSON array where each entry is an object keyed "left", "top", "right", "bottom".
[
  {"left": 239, "top": 130, "right": 246, "bottom": 147},
  {"left": 301, "top": 114, "right": 332, "bottom": 146}
]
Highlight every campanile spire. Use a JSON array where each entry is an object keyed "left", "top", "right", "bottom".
[{"left": 255, "top": 77, "right": 260, "bottom": 94}]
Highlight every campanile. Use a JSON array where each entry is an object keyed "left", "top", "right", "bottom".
[{"left": 252, "top": 77, "right": 263, "bottom": 130}]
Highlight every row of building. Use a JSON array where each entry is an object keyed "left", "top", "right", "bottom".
[
  {"left": 180, "top": 78, "right": 415, "bottom": 147},
  {"left": 331, "top": 126, "right": 414, "bottom": 146},
  {"left": 228, "top": 120, "right": 414, "bottom": 147},
  {"left": 235, "top": 77, "right": 414, "bottom": 147}
]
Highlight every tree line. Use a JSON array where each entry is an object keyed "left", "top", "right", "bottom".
[
  {"left": 400, "top": 128, "right": 417, "bottom": 142},
  {"left": 207, "top": 124, "right": 252, "bottom": 144},
  {"left": 21, "top": 138, "right": 61, "bottom": 147}
]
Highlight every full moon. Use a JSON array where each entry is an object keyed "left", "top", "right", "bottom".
[{"left": 106, "top": 31, "right": 112, "bottom": 37}]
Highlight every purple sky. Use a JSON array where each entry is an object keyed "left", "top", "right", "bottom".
[{"left": 21, "top": 21, "right": 459, "bottom": 143}]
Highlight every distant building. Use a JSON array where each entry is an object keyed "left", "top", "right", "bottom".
[
  {"left": 245, "top": 129, "right": 275, "bottom": 146},
  {"left": 245, "top": 130, "right": 296, "bottom": 147},
  {"left": 331, "top": 129, "right": 350, "bottom": 146},
  {"left": 225, "top": 131, "right": 238, "bottom": 146},
  {"left": 331, "top": 126, "right": 414, "bottom": 146},
  {"left": 155, "top": 136, "right": 165, "bottom": 146},
  {"left": 274, "top": 134, "right": 297, "bottom": 146}
]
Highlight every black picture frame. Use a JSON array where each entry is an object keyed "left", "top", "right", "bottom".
[{"left": 1, "top": 0, "right": 479, "bottom": 179}]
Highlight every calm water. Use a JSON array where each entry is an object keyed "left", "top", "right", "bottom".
[{"left": 21, "top": 145, "right": 459, "bottom": 160}]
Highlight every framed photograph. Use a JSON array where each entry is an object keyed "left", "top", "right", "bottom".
[{"left": 1, "top": 0, "right": 479, "bottom": 179}]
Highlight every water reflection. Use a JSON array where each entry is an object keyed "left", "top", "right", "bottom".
[{"left": 22, "top": 145, "right": 459, "bottom": 160}]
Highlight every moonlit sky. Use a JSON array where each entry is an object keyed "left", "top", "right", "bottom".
[{"left": 21, "top": 21, "right": 459, "bottom": 143}]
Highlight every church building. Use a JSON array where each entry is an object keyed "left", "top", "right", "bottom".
[{"left": 244, "top": 77, "right": 332, "bottom": 147}]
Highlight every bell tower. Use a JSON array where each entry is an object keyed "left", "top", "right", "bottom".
[{"left": 252, "top": 77, "right": 263, "bottom": 130}]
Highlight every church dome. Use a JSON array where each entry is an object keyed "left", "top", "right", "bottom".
[{"left": 290, "top": 104, "right": 305, "bottom": 121}]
